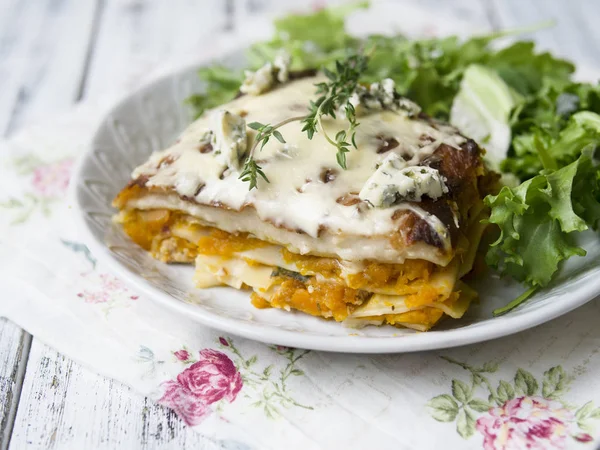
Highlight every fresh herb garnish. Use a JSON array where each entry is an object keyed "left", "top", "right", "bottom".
[
  {"left": 238, "top": 54, "right": 369, "bottom": 189},
  {"left": 302, "top": 55, "right": 368, "bottom": 169},
  {"left": 239, "top": 157, "right": 269, "bottom": 191},
  {"left": 248, "top": 121, "right": 288, "bottom": 151},
  {"left": 240, "top": 116, "right": 305, "bottom": 190}
]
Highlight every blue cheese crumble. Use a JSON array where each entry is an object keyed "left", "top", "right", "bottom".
[
  {"left": 208, "top": 110, "right": 248, "bottom": 169},
  {"left": 349, "top": 78, "right": 421, "bottom": 117},
  {"left": 240, "top": 52, "right": 291, "bottom": 96},
  {"left": 359, "top": 153, "right": 449, "bottom": 207}
]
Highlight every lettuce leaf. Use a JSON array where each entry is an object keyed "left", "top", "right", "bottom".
[
  {"left": 486, "top": 146, "right": 600, "bottom": 314},
  {"left": 186, "top": 67, "right": 245, "bottom": 119},
  {"left": 187, "top": 2, "right": 367, "bottom": 119},
  {"left": 484, "top": 42, "right": 575, "bottom": 96},
  {"left": 247, "top": 1, "right": 366, "bottom": 71},
  {"left": 186, "top": 5, "right": 568, "bottom": 120},
  {"left": 502, "top": 82, "right": 600, "bottom": 179},
  {"left": 450, "top": 64, "right": 522, "bottom": 170}
]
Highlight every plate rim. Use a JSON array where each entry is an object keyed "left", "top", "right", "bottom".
[{"left": 70, "top": 52, "right": 600, "bottom": 354}]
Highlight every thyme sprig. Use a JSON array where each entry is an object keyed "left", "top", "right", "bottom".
[
  {"left": 239, "top": 116, "right": 305, "bottom": 190},
  {"left": 302, "top": 54, "right": 368, "bottom": 169},
  {"left": 239, "top": 158, "right": 269, "bottom": 191},
  {"left": 239, "top": 54, "right": 369, "bottom": 189}
]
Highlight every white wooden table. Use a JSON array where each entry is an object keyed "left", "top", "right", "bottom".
[{"left": 1, "top": 1, "right": 599, "bottom": 448}]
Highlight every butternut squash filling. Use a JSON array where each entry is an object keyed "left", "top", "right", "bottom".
[{"left": 114, "top": 208, "right": 481, "bottom": 331}]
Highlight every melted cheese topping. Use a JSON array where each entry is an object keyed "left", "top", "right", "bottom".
[{"left": 131, "top": 76, "right": 466, "bottom": 241}]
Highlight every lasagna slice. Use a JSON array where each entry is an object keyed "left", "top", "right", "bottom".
[{"left": 113, "top": 73, "right": 491, "bottom": 331}]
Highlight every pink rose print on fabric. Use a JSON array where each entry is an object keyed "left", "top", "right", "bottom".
[
  {"left": 98, "top": 273, "right": 126, "bottom": 291},
  {"left": 77, "top": 273, "right": 137, "bottom": 304},
  {"left": 159, "top": 349, "right": 243, "bottom": 426},
  {"left": 159, "top": 381, "right": 209, "bottom": 427},
  {"left": 178, "top": 349, "right": 243, "bottom": 404},
  {"left": 77, "top": 290, "right": 109, "bottom": 304},
  {"left": 574, "top": 433, "right": 594, "bottom": 443},
  {"left": 174, "top": 350, "right": 190, "bottom": 361},
  {"left": 32, "top": 159, "right": 73, "bottom": 198},
  {"left": 476, "top": 396, "right": 575, "bottom": 450}
]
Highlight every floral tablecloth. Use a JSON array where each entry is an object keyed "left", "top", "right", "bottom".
[{"left": 2, "top": 7, "right": 600, "bottom": 450}]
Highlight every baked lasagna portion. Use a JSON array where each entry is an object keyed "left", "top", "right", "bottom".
[{"left": 113, "top": 74, "right": 492, "bottom": 331}]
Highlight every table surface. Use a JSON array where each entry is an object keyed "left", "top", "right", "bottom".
[{"left": 1, "top": 0, "right": 599, "bottom": 448}]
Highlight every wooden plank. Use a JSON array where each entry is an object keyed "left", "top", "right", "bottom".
[
  {"left": 0, "top": 0, "right": 99, "bottom": 136},
  {"left": 0, "top": 0, "right": 99, "bottom": 447},
  {"left": 0, "top": 321, "right": 30, "bottom": 450},
  {"left": 82, "top": 0, "right": 230, "bottom": 101},
  {"left": 9, "top": 1, "right": 230, "bottom": 448},
  {"left": 9, "top": 341, "right": 216, "bottom": 450},
  {"left": 488, "top": 0, "right": 600, "bottom": 64}
]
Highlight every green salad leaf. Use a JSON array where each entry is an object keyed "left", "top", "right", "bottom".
[
  {"left": 270, "top": 2, "right": 367, "bottom": 52},
  {"left": 186, "top": 67, "right": 245, "bottom": 119},
  {"left": 502, "top": 82, "right": 600, "bottom": 179},
  {"left": 486, "top": 143, "right": 600, "bottom": 315},
  {"left": 450, "top": 64, "right": 522, "bottom": 170},
  {"left": 485, "top": 150, "right": 594, "bottom": 286},
  {"left": 187, "top": 1, "right": 367, "bottom": 119},
  {"left": 358, "top": 31, "right": 564, "bottom": 118},
  {"left": 484, "top": 41, "right": 575, "bottom": 96},
  {"left": 186, "top": 5, "right": 565, "bottom": 121}
]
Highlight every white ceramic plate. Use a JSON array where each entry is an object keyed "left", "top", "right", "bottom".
[{"left": 71, "top": 43, "right": 600, "bottom": 354}]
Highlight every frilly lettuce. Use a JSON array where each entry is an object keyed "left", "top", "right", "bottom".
[
  {"left": 486, "top": 127, "right": 600, "bottom": 315},
  {"left": 187, "top": 1, "right": 368, "bottom": 119}
]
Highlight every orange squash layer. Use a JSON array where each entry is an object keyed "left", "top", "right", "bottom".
[
  {"left": 118, "top": 209, "right": 265, "bottom": 259},
  {"left": 251, "top": 277, "right": 458, "bottom": 324},
  {"left": 120, "top": 209, "right": 172, "bottom": 251},
  {"left": 119, "top": 209, "right": 439, "bottom": 293},
  {"left": 251, "top": 277, "right": 369, "bottom": 322},
  {"left": 195, "top": 229, "right": 267, "bottom": 257},
  {"left": 281, "top": 248, "right": 342, "bottom": 278},
  {"left": 366, "top": 308, "right": 445, "bottom": 328},
  {"left": 281, "top": 248, "right": 434, "bottom": 292},
  {"left": 118, "top": 209, "right": 467, "bottom": 328},
  {"left": 249, "top": 273, "right": 459, "bottom": 322},
  {"left": 346, "top": 260, "right": 433, "bottom": 291}
]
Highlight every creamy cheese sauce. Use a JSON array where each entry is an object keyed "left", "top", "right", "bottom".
[{"left": 132, "top": 76, "right": 466, "bottom": 241}]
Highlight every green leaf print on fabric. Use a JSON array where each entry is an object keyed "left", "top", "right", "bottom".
[
  {"left": 452, "top": 379, "right": 472, "bottom": 403},
  {"left": 456, "top": 408, "right": 477, "bottom": 439},
  {"left": 495, "top": 380, "right": 515, "bottom": 404},
  {"left": 61, "top": 240, "right": 98, "bottom": 269},
  {"left": 429, "top": 395, "right": 459, "bottom": 422},
  {"left": 514, "top": 368, "right": 538, "bottom": 396},
  {"left": 543, "top": 366, "right": 568, "bottom": 400}
]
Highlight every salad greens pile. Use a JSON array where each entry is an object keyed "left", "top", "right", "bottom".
[{"left": 187, "top": 2, "right": 600, "bottom": 315}]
